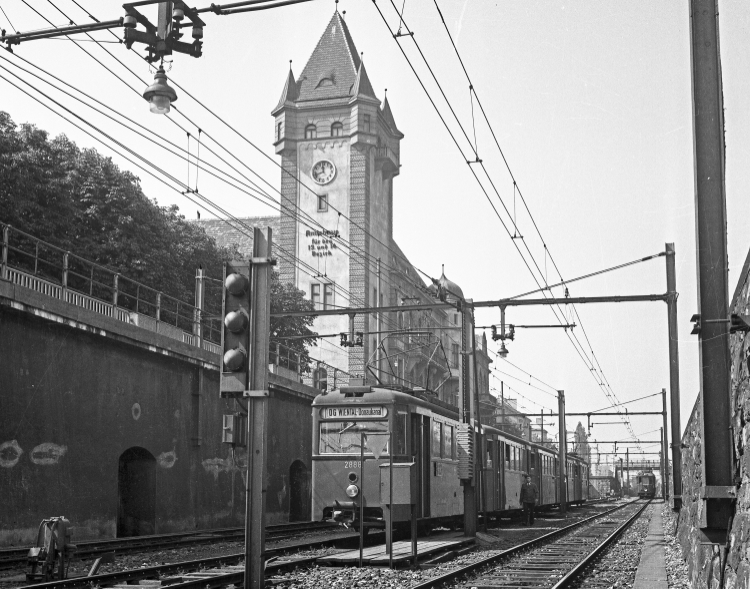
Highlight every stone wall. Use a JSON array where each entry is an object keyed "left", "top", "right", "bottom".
[{"left": 678, "top": 246, "right": 750, "bottom": 588}]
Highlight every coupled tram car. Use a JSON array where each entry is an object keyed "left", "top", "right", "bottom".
[
  {"left": 637, "top": 471, "right": 657, "bottom": 499},
  {"left": 311, "top": 385, "right": 589, "bottom": 532}
]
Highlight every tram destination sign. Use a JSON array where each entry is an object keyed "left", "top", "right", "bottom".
[{"left": 320, "top": 406, "right": 388, "bottom": 419}]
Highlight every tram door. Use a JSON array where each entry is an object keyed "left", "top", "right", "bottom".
[
  {"left": 530, "top": 450, "right": 541, "bottom": 504},
  {"left": 411, "top": 413, "right": 431, "bottom": 518}
]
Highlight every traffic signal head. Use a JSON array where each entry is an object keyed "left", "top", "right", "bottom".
[{"left": 220, "top": 261, "right": 251, "bottom": 397}]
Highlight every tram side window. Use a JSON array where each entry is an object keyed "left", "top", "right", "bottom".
[
  {"left": 486, "top": 440, "right": 493, "bottom": 468},
  {"left": 432, "top": 421, "right": 443, "bottom": 458},
  {"left": 530, "top": 453, "right": 535, "bottom": 473},
  {"left": 395, "top": 412, "right": 407, "bottom": 456},
  {"left": 505, "top": 445, "right": 511, "bottom": 470},
  {"left": 444, "top": 424, "right": 453, "bottom": 459}
]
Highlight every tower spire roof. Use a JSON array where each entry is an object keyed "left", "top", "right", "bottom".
[
  {"left": 350, "top": 59, "right": 378, "bottom": 102},
  {"left": 296, "top": 11, "right": 363, "bottom": 103},
  {"left": 382, "top": 95, "right": 399, "bottom": 132},
  {"left": 273, "top": 66, "right": 299, "bottom": 113}
]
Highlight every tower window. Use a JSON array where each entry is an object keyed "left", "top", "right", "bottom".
[
  {"left": 324, "top": 283, "right": 334, "bottom": 310},
  {"left": 311, "top": 282, "right": 335, "bottom": 310},
  {"left": 317, "top": 194, "right": 328, "bottom": 212},
  {"left": 276, "top": 122, "right": 282, "bottom": 141},
  {"left": 331, "top": 122, "right": 343, "bottom": 137},
  {"left": 363, "top": 114, "right": 371, "bottom": 133},
  {"left": 311, "top": 283, "right": 321, "bottom": 309},
  {"left": 305, "top": 124, "right": 317, "bottom": 139}
]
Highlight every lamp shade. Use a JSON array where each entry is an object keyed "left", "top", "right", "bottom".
[{"left": 143, "top": 66, "right": 177, "bottom": 114}]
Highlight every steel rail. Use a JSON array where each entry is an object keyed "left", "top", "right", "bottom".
[
  {"left": 15, "top": 526, "right": 351, "bottom": 589},
  {"left": 550, "top": 500, "right": 651, "bottom": 589},
  {"left": 410, "top": 499, "right": 641, "bottom": 589},
  {"left": 1, "top": 521, "right": 336, "bottom": 570}
]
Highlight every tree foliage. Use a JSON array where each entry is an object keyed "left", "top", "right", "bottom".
[{"left": 0, "top": 111, "right": 317, "bottom": 360}]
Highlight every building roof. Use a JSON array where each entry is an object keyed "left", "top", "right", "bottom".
[
  {"left": 296, "top": 11, "right": 365, "bottom": 103},
  {"left": 273, "top": 67, "right": 300, "bottom": 112},
  {"left": 381, "top": 96, "right": 399, "bottom": 133}
]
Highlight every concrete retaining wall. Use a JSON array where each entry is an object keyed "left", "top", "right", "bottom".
[{"left": 0, "top": 279, "right": 318, "bottom": 546}]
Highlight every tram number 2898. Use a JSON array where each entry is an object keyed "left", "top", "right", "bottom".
[{"left": 344, "top": 461, "right": 362, "bottom": 469}]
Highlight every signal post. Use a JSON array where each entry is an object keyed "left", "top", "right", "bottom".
[{"left": 219, "top": 228, "right": 274, "bottom": 589}]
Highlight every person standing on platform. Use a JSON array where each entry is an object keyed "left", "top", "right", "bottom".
[{"left": 520, "top": 474, "right": 539, "bottom": 526}]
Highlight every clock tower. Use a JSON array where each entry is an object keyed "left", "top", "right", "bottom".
[{"left": 272, "top": 11, "right": 403, "bottom": 380}]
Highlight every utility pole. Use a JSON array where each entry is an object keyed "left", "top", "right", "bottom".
[
  {"left": 194, "top": 267, "right": 205, "bottom": 348},
  {"left": 689, "top": 0, "right": 733, "bottom": 541},
  {"left": 665, "top": 243, "right": 682, "bottom": 510},
  {"left": 661, "top": 388, "right": 670, "bottom": 502},
  {"left": 660, "top": 427, "right": 666, "bottom": 500},
  {"left": 501, "top": 381, "right": 505, "bottom": 433},
  {"left": 558, "top": 391, "right": 567, "bottom": 514},
  {"left": 471, "top": 309, "right": 486, "bottom": 531},
  {"left": 626, "top": 448, "right": 629, "bottom": 495},
  {"left": 376, "top": 258, "right": 382, "bottom": 380},
  {"left": 459, "top": 304, "right": 476, "bottom": 537},
  {"left": 245, "top": 229, "right": 272, "bottom": 589}
]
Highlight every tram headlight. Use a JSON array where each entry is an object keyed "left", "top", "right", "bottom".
[
  {"left": 345, "top": 484, "right": 359, "bottom": 498},
  {"left": 348, "top": 472, "right": 358, "bottom": 483}
]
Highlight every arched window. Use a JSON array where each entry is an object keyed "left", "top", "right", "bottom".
[
  {"left": 331, "top": 122, "right": 343, "bottom": 137},
  {"left": 304, "top": 124, "right": 317, "bottom": 139}
]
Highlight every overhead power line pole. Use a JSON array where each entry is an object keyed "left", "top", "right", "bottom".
[
  {"left": 665, "top": 243, "right": 682, "bottom": 511},
  {"left": 245, "top": 228, "right": 273, "bottom": 589},
  {"left": 689, "top": 0, "right": 734, "bottom": 542},
  {"left": 558, "top": 391, "right": 567, "bottom": 515}
]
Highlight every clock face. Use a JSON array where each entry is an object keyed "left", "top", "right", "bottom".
[{"left": 311, "top": 160, "right": 336, "bottom": 185}]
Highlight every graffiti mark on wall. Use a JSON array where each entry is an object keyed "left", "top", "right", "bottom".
[
  {"left": 202, "top": 457, "right": 242, "bottom": 481},
  {"left": 157, "top": 450, "right": 177, "bottom": 468},
  {"left": 30, "top": 443, "right": 67, "bottom": 465},
  {"left": 0, "top": 440, "right": 23, "bottom": 468}
]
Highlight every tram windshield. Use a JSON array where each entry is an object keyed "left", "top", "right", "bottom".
[{"left": 319, "top": 421, "right": 390, "bottom": 455}]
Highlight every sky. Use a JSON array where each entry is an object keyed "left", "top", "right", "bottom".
[{"left": 1, "top": 0, "right": 748, "bottom": 466}]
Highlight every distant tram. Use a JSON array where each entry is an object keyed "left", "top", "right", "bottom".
[
  {"left": 311, "top": 384, "right": 589, "bottom": 533},
  {"left": 637, "top": 471, "right": 656, "bottom": 498}
]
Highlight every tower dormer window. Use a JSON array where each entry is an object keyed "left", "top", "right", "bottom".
[
  {"left": 276, "top": 122, "right": 282, "bottom": 141},
  {"left": 363, "top": 114, "right": 371, "bottom": 133},
  {"left": 331, "top": 122, "right": 343, "bottom": 137},
  {"left": 305, "top": 124, "right": 317, "bottom": 139}
]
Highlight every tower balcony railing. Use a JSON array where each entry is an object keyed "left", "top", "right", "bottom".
[{"left": 375, "top": 145, "right": 399, "bottom": 172}]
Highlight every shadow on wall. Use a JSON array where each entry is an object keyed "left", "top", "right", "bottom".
[{"left": 289, "top": 460, "right": 310, "bottom": 522}]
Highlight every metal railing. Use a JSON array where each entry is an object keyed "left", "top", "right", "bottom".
[
  {"left": 1, "top": 221, "right": 221, "bottom": 354},
  {"left": 270, "top": 341, "right": 354, "bottom": 393}
]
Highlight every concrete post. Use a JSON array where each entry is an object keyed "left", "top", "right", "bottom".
[
  {"left": 662, "top": 389, "right": 670, "bottom": 502},
  {"left": 665, "top": 243, "right": 682, "bottom": 510},
  {"left": 558, "top": 391, "right": 567, "bottom": 514},
  {"left": 689, "top": 0, "right": 734, "bottom": 540},
  {"left": 244, "top": 228, "right": 272, "bottom": 589}
]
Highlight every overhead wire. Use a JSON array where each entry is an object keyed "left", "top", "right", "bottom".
[{"left": 375, "top": 0, "right": 642, "bottom": 448}]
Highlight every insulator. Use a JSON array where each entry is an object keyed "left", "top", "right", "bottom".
[
  {"left": 192, "top": 25, "right": 203, "bottom": 39},
  {"left": 123, "top": 14, "right": 137, "bottom": 28},
  {"left": 173, "top": 8, "right": 185, "bottom": 21}
]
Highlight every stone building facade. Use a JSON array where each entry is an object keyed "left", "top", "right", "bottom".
[
  {"left": 200, "top": 12, "right": 476, "bottom": 405},
  {"left": 677, "top": 245, "right": 750, "bottom": 588}
]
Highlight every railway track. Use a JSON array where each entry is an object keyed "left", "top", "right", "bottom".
[
  {"left": 0, "top": 521, "right": 336, "bottom": 571},
  {"left": 412, "top": 499, "right": 649, "bottom": 589},
  {"left": 14, "top": 528, "right": 362, "bottom": 589}
]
